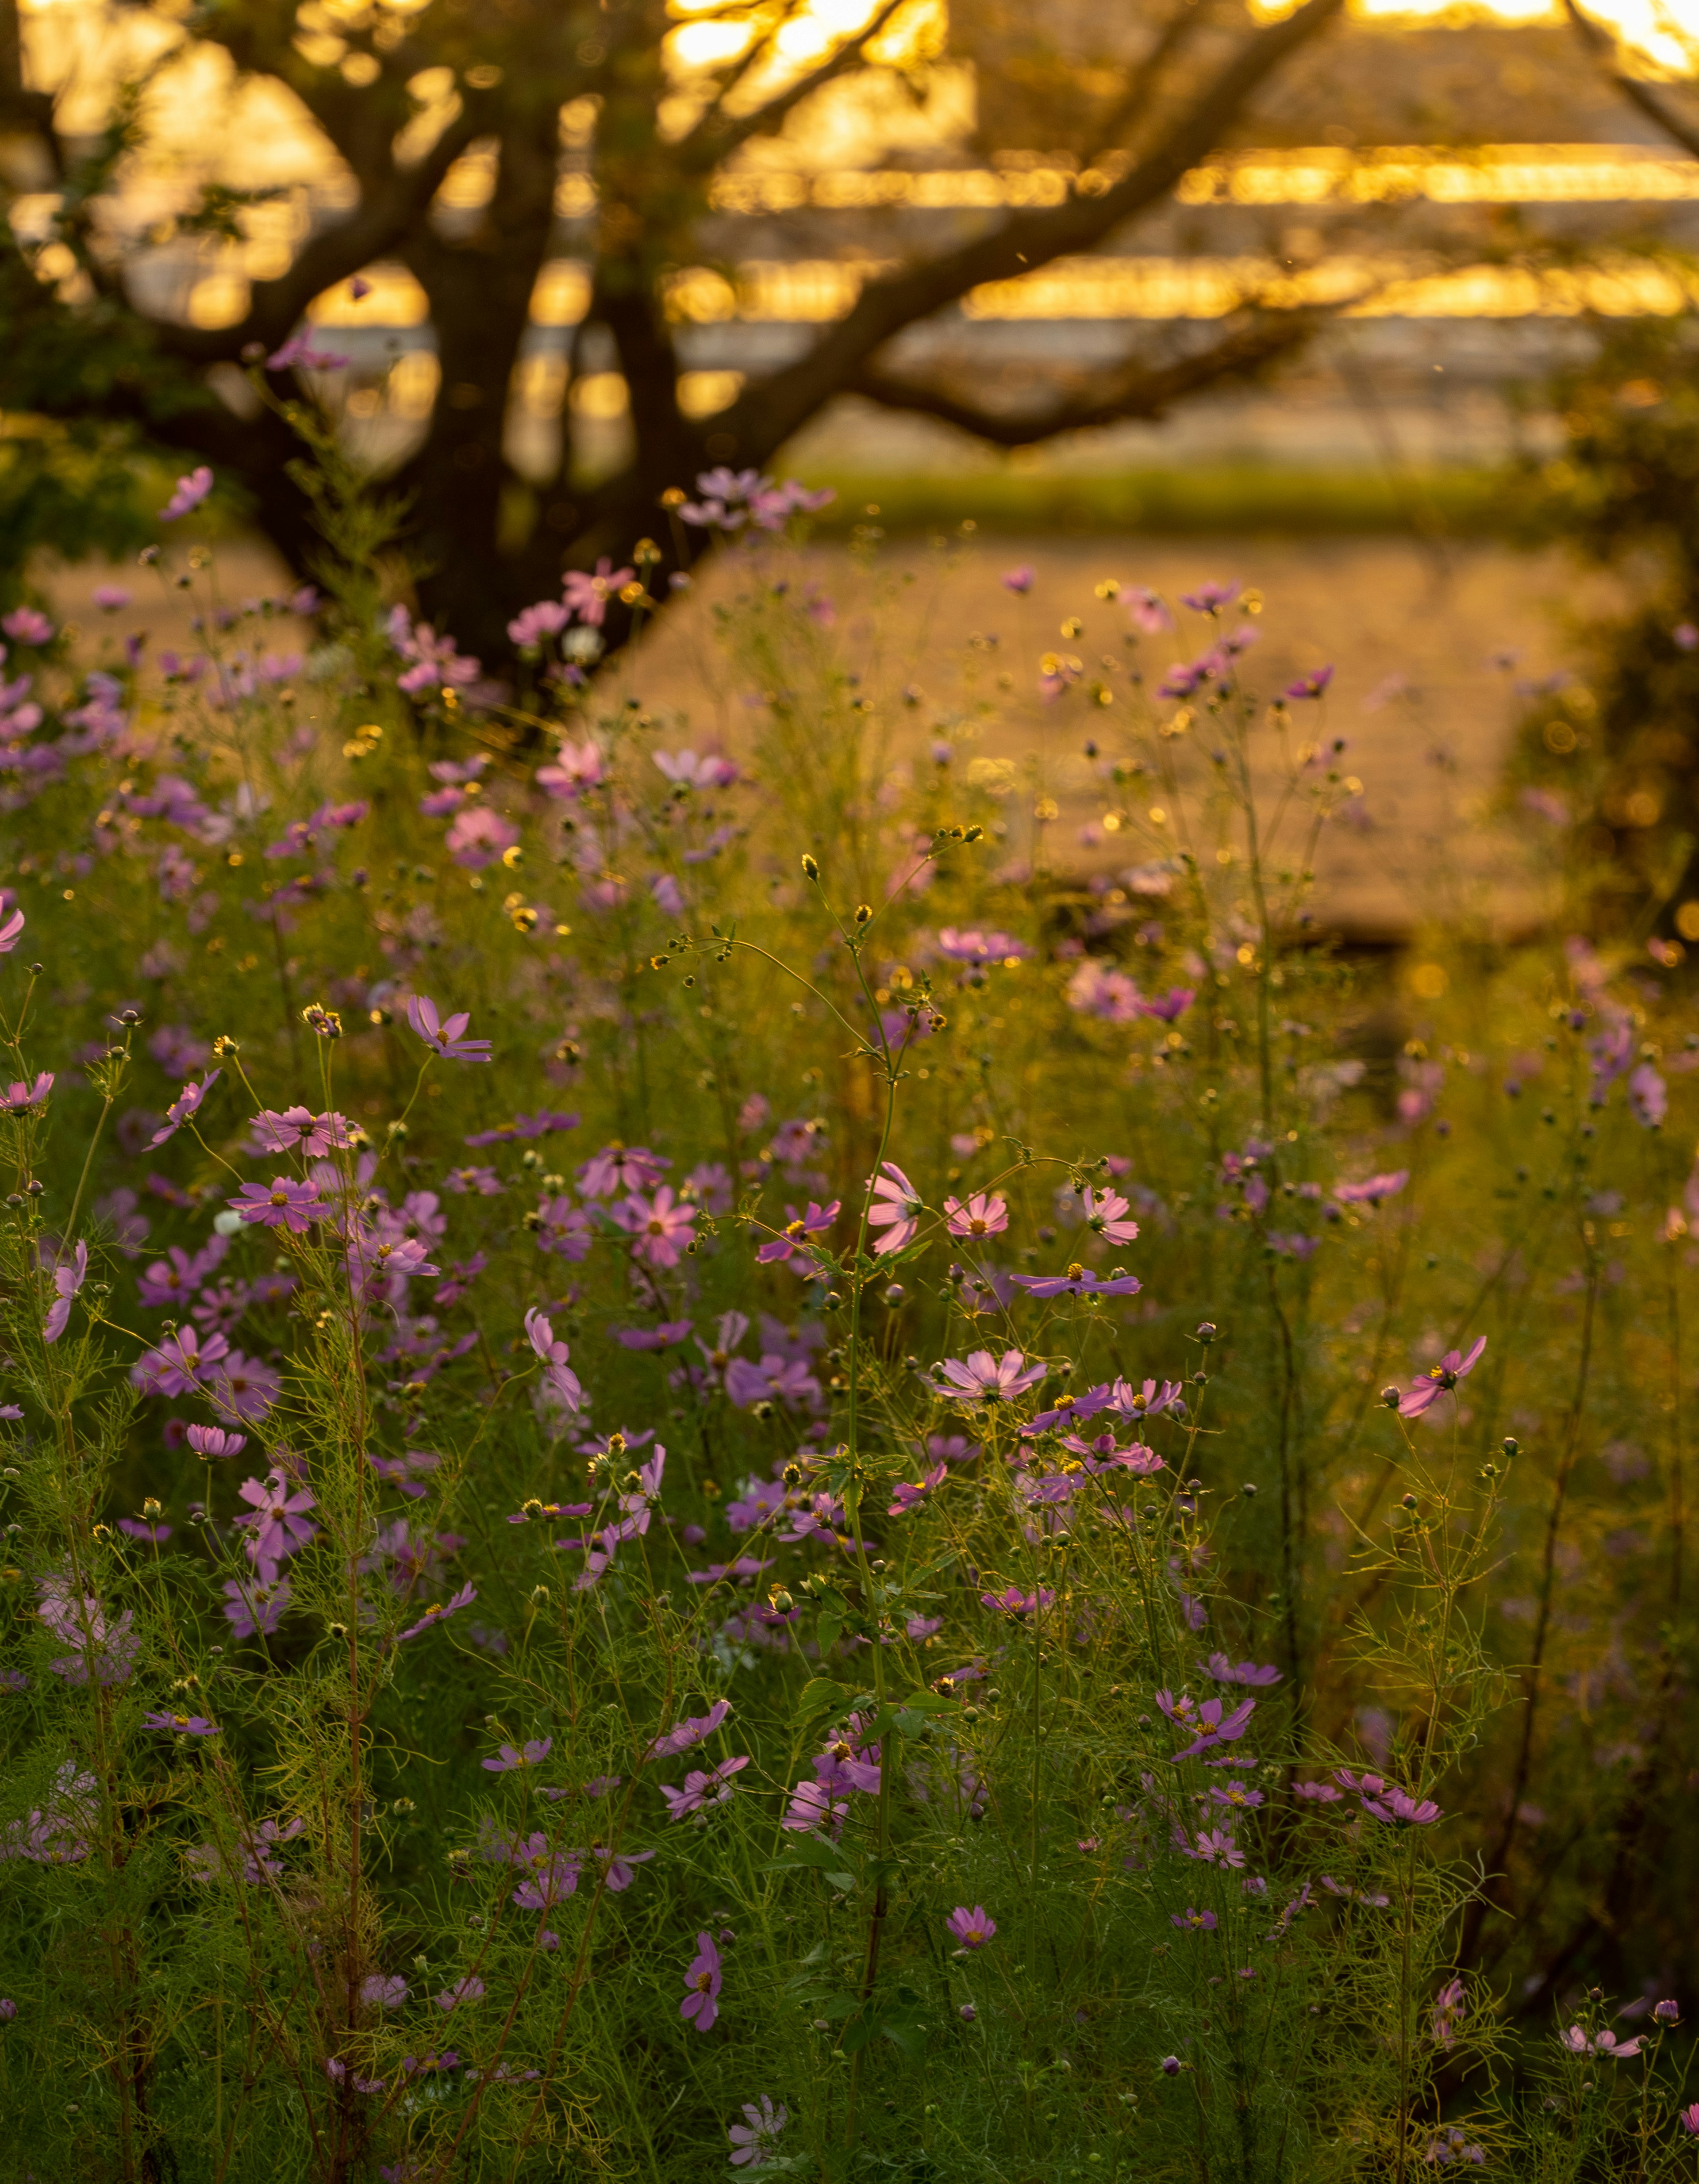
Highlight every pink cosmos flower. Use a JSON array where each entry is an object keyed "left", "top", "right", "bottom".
[
  {"left": 436, "top": 1977, "right": 486, "bottom": 2011},
  {"left": 398, "top": 1579, "right": 476, "bottom": 1643},
  {"left": 483, "top": 1738, "right": 552, "bottom": 1773},
  {"left": 1171, "top": 1907, "right": 1218, "bottom": 1933},
  {"left": 887, "top": 1463, "right": 946, "bottom": 1515},
  {"left": 944, "top": 1192, "right": 1007, "bottom": 1240},
  {"left": 142, "top": 1710, "right": 218, "bottom": 1735},
  {"left": 1285, "top": 665, "right": 1334, "bottom": 699},
  {"left": 159, "top": 466, "right": 213, "bottom": 522},
  {"left": 755, "top": 1199, "right": 838, "bottom": 1266},
  {"left": 534, "top": 1196, "right": 593, "bottom": 1259},
  {"left": 536, "top": 738, "right": 604, "bottom": 799},
  {"left": 227, "top": 1177, "right": 327, "bottom": 1233},
  {"left": 933, "top": 1349, "right": 1046, "bottom": 1402},
  {"left": 251, "top": 1107, "right": 352, "bottom": 1157},
  {"left": 1398, "top": 1336, "right": 1485, "bottom": 1419},
  {"left": 1159, "top": 1691, "right": 1257, "bottom": 1762},
  {"left": 562, "top": 559, "right": 634, "bottom": 627},
  {"left": 946, "top": 1904, "right": 996, "bottom": 1949},
  {"left": 1334, "top": 1769, "right": 1442, "bottom": 1826},
  {"left": 1002, "top": 566, "right": 1034, "bottom": 593},
  {"left": 1559, "top": 2024, "right": 1642, "bottom": 2059},
  {"left": 867, "top": 1161, "right": 923, "bottom": 1254},
  {"left": 508, "top": 599, "right": 570, "bottom": 648},
  {"left": 187, "top": 1424, "right": 246, "bottom": 1460},
  {"left": 578, "top": 1143, "right": 669, "bottom": 1197},
  {"left": 660, "top": 1755, "right": 750, "bottom": 1819},
  {"left": 614, "top": 1185, "right": 697, "bottom": 1269},
  {"left": 0, "top": 906, "right": 23, "bottom": 952},
  {"left": 1126, "top": 587, "right": 1172, "bottom": 633},
  {"left": 680, "top": 1931, "right": 722, "bottom": 2031},
  {"left": 131, "top": 1325, "right": 230, "bottom": 1397},
  {"left": 445, "top": 806, "right": 520, "bottom": 870},
  {"left": 654, "top": 748, "right": 738, "bottom": 788},
  {"left": 1207, "top": 1654, "right": 1281, "bottom": 1687},
  {"left": 935, "top": 928, "right": 1032, "bottom": 965},
  {"left": 1081, "top": 1186, "right": 1139, "bottom": 1244},
  {"left": 406, "top": 994, "right": 492, "bottom": 1062},
  {"left": 42, "top": 1240, "right": 87, "bottom": 1343},
  {"left": 2, "top": 607, "right": 53, "bottom": 645},
  {"left": 1334, "top": 1171, "right": 1408, "bottom": 1207},
  {"left": 0, "top": 1072, "right": 52, "bottom": 1112},
  {"left": 647, "top": 1699, "right": 731, "bottom": 1760},
  {"left": 236, "top": 1470, "right": 318, "bottom": 1562},
  {"left": 729, "top": 2096, "right": 788, "bottom": 2168},
  {"left": 148, "top": 1071, "right": 220, "bottom": 1146},
  {"left": 523, "top": 1307, "right": 583, "bottom": 1412}
]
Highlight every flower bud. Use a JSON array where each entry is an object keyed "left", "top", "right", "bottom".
[
  {"left": 1381, "top": 1386, "right": 1402, "bottom": 1409},
  {"left": 801, "top": 853, "right": 819, "bottom": 880}
]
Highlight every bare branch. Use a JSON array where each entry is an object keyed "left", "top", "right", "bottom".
[
  {"left": 674, "top": 0, "right": 907, "bottom": 177},
  {"left": 716, "top": 0, "right": 1346, "bottom": 463},
  {"left": 846, "top": 310, "right": 1319, "bottom": 445},
  {"left": 1084, "top": 0, "right": 1213, "bottom": 169},
  {"left": 1564, "top": 0, "right": 1699, "bottom": 161},
  {"left": 152, "top": 96, "right": 496, "bottom": 364}
]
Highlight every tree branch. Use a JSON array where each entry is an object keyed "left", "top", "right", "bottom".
[
  {"left": 673, "top": 0, "right": 907, "bottom": 177},
  {"left": 1563, "top": 0, "right": 1699, "bottom": 161},
  {"left": 1084, "top": 0, "right": 1214, "bottom": 170},
  {"left": 152, "top": 95, "right": 496, "bottom": 364},
  {"left": 846, "top": 309, "right": 1320, "bottom": 445},
  {"left": 715, "top": 0, "right": 1345, "bottom": 463}
]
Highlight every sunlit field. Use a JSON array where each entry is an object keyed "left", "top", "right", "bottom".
[{"left": 0, "top": 447, "right": 1697, "bottom": 2180}]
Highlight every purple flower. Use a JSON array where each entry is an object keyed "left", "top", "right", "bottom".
[
  {"left": 523, "top": 1307, "right": 583, "bottom": 1413},
  {"left": 1011, "top": 1266, "right": 1142, "bottom": 1299},
  {"left": 360, "top": 1974, "right": 408, "bottom": 2010},
  {"left": 680, "top": 1931, "right": 723, "bottom": 2031},
  {"left": 1432, "top": 1977, "right": 1466, "bottom": 2050},
  {"left": 236, "top": 1470, "right": 318, "bottom": 1562},
  {"left": 1334, "top": 1769, "right": 1442, "bottom": 1826},
  {"left": 660, "top": 1755, "right": 750, "bottom": 1819},
  {"left": 756, "top": 1199, "right": 839, "bottom": 1266},
  {"left": 509, "top": 599, "right": 571, "bottom": 648},
  {"left": 1680, "top": 2102, "right": 1699, "bottom": 2134},
  {"left": 483, "top": 1738, "right": 552, "bottom": 1773},
  {"left": 648, "top": 1699, "right": 731, "bottom": 1760},
  {"left": 613, "top": 1185, "right": 697, "bottom": 1269},
  {"left": 887, "top": 1463, "right": 947, "bottom": 1515},
  {"left": 933, "top": 1349, "right": 1046, "bottom": 1403},
  {"left": 980, "top": 1585, "right": 1056, "bottom": 1616},
  {"left": 187, "top": 1425, "right": 246, "bottom": 1460},
  {"left": 1334, "top": 1171, "right": 1407, "bottom": 1207},
  {"left": 406, "top": 994, "right": 492, "bottom": 1063},
  {"left": 1002, "top": 565, "right": 1034, "bottom": 592},
  {"left": 266, "top": 330, "right": 350, "bottom": 372},
  {"left": 1397, "top": 1336, "right": 1485, "bottom": 1420},
  {"left": 1559, "top": 2024, "right": 1642, "bottom": 2058},
  {"left": 398, "top": 1580, "right": 477, "bottom": 1643},
  {"left": 159, "top": 466, "right": 213, "bottom": 522},
  {"left": 1654, "top": 1999, "right": 1682, "bottom": 2026},
  {"left": 867, "top": 1161, "right": 924, "bottom": 1255},
  {"left": 0, "top": 1999, "right": 15, "bottom": 2020},
  {"left": 250, "top": 1106, "right": 351, "bottom": 1157},
  {"left": 227, "top": 1177, "right": 327, "bottom": 1234},
  {"left": 935, "top": 927, "right": 1031, "bottom": 965},
  {"left": 1158, "top": 1691, "right": 1257, "bottom": 1762},
  {"left": 728, "top": 2095, "right": 789, "bottom": 2168},
  {"left": 436, "top": 1977, "right": 486, "bottom": 2011},
  {"left": 0, "top": 1072, "right": 52, "bottom": 1112},
  {"left": 146, "top": 1066, "right": 221, "bottom": 1153},
  {"left": 508, "top": 1836, "right": 582, "bottom": 1910},
  {"left": 780, "top": 1779, "right": 850, "bottom": 1835},
  {"left": 1207, "top": 1654, "right": 1281, "bottom": 1687},
  {"left": 562, "top": 558, "right": 634, "bottom": 627},
  {"left": 0, "top": 907, "right": 23, "bottom": 952},
  {"left": 1, "top": 607, "right": 53, "bottom": 645},
  {"left": 945, "top": 1904, "right": 996, "bottom": 1949},
  {"left": 1170, "top": 1907, "right": 1218, "bottom": 1933},
  {"left": 943, "top": 1192, "right": 1008, "bottom": 1240},
  {"left": 142, "top": 1710, "right": 218, "bottom": 1735},
  {"left": 1180, "top": 580, "right": 1240, "bottom": 612},
  {"left": 1285, "top": 665, "right": 1334, "bottom": 700},
  {"left": 42, "top": 1240, "right": 87, "bottom": 1343}
]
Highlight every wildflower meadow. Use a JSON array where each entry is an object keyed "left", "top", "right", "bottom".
[{"left": 3, "top": 435, "right": 1699, "bottom": 2184}]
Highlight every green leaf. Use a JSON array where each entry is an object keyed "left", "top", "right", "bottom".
[{"left": 796, "top": 1676, "right": 855, "bottom": 1723}]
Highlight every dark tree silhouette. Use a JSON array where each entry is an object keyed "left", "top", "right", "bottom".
[{"left": 0, "top": 0, "right": 1346, "bottom": 661}]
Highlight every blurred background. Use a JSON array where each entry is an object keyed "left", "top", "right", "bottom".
[{"left": 8, "top": 0, "right": 1699, "bottom": 943}]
